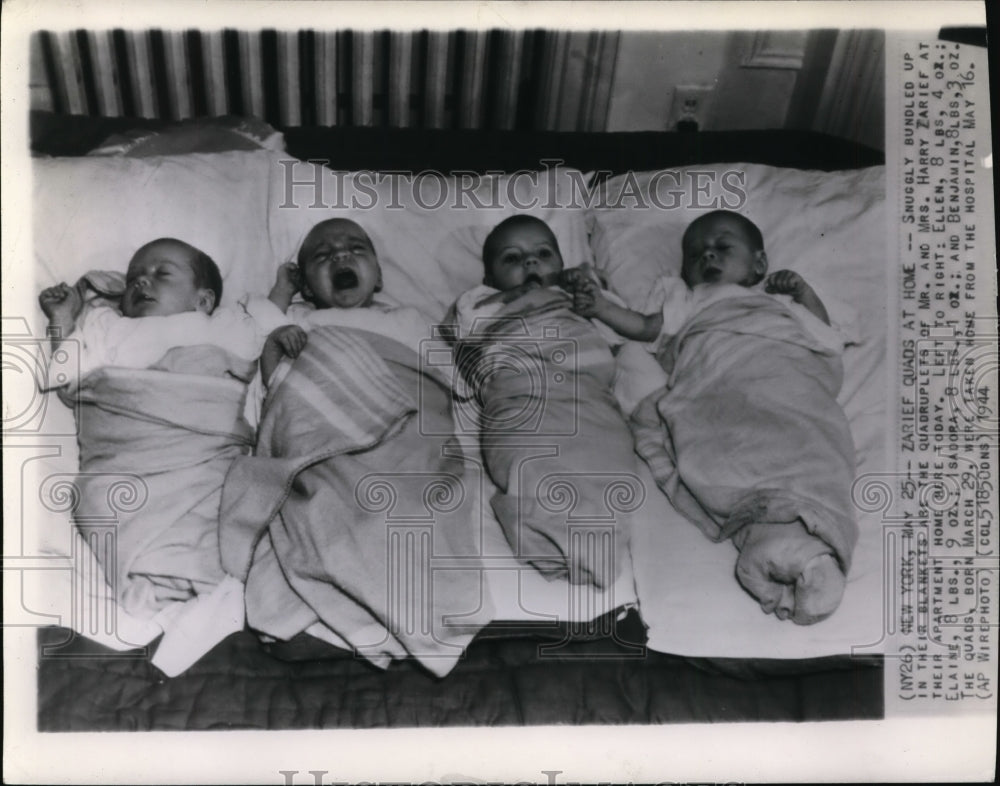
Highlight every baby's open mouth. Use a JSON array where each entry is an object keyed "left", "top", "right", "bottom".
[
  {"left": 523, "top": 273, "right": 544, "bottom": 288},
  {"left": 702, "top": 266, "right": 722, "bottom": 282},
  {"left": 332, "top": 269, "right": 359, "bottom": 290}
]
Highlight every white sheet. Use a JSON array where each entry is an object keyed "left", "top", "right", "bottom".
[{"left": 589, "top": 164, "right": 888, "bottom": 656}]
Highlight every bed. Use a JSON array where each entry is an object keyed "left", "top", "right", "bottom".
[{"left": 25, "top": 110, "right": 886, "bottom": 730}]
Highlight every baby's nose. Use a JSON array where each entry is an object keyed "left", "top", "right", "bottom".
[{"left": 524, "top": 255, "right": 539, "bottom": 267}]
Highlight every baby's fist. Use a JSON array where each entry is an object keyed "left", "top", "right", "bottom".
[
  {"left": 268, "top": 325, "right": 308, "bottom": 358},
  {"left": 559, "top": 264, "right": 601, "bottom": 294},
  {"left": 274, "top": 262, "right": 301, "bottom": 294},
  {"left": 572, "top": 285, "right": 601, "bottom": 318},
  {"left": 559, "top": 267, "right": 584, "bottom": 292},
  {"left": 39, "top": 282, "right": 83, "bottom": 321},
  {"left": 765, "top": 270, "right": 809, "bottom": 298}
]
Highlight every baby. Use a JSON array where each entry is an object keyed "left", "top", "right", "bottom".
[
  {"left": 36, "top": 237, "right": 283, "bottom": 633},
  {"left": 259, "top": 217, "right": 430, "bottom": 381},
  {"left": 39, "top": 237, "right": 281, "bottom": 374},
  {"left": 219, "top": 217, "right": 491, "bottom": 672},
  {"left": 570, "top": 210, "right": 831, "bottom": 341},
  {"left": 451, "top": 215, "right": 641, "bottom": 587},
  {"left": 568, "top": 210, "right": 857, "bottom": 624}
]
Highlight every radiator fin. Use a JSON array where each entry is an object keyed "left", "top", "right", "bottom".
[{"left": 29, "top": 29, "right": 618, "bottom": 133}]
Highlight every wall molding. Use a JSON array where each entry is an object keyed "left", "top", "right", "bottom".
[{"left": 741, "top": 31, "right": 807, "bottom": 70}]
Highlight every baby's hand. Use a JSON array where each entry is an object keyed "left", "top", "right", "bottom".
[
  {"left": 274, "top": 262, "right": 301, "bottom": 296},
  {"left": 765, "top": 270, "right": 811, "bottom": 301},
  {"left": 571, "top": 277, "right": 602, "bottom": 318},
  {"left": 268, "top": 325, "right": 308, "bottom": 359},
  {"left": 559, "top": 264, "right": 601, "bottom": 293},
  {"left": 38, "top": 282, "right": 83, "bottom": 322},
  {"left": 559, "top": 267, "right": 585, "bottom": 292}
]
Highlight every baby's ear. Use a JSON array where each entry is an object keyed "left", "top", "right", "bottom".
[
  {"left": 753, "top": 250, "right": 768, "bottom": 280},
  {"left": 196, "top": 289, "right": 216, "bottom": 315},
  {"left": 374, "top": 265, "right": 383, "bottom": 293}
]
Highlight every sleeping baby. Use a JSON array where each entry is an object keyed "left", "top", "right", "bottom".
[
  {"left": 39, "top": 237, "right": 278, "bottom": 368},
  {"left": 38, "top": 237, "right": 284, "bottom": 619},
  {"left": 449, "top": 215, "right": 641, "bottom": 589},
  {"left": 568, "top": 209, "right": 858, "bottom": 624},
  {"left": 219, "top": 217, "right": 491, "bottom": 676}
]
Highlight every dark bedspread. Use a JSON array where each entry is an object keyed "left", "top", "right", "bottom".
[{"left": 37, "top": 610, "right": 882, "bottom": 731}]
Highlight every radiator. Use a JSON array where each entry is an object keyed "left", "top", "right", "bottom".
[{"left": 32, "top": 29, "right": 620, "bottom": 132}]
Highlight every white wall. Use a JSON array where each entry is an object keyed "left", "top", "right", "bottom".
[
  {"left": 603, "top": 29, "right": 884, "bottom": 151},
  {"left": 605, "top": 32, "right": 729, "bottom": 132}
]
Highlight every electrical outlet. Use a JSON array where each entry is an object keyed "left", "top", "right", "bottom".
[{"left": 668, "top": 84, "right": 715, "bottom": 131}]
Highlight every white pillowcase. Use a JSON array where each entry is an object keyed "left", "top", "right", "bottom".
[
  {"left": 266, "top": 161, "right": 595, "bottom": 320},
  {"left": 34, "top": 151, "right": 595, "bottom": 330},
  {"left": 33, "top": 151, "right": 280, "bottom": 318},
  {"left": 587, "top": 163, "right": 886, "bottom": 326},
  {"left": 32, "top": 153, "right": 885, "bottom": 354}
]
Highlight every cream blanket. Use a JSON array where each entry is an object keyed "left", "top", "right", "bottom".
[
  {"left": 631, "top": 292, "right": 858, "bottom": 623},
  {"left": 58, "top": 346, "right": 256, "bottom": 616}
]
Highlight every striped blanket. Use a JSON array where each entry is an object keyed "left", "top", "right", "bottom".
[
  {"left": 220, "top": 326, "right": 492, "bottom": 677},
  {"left": 456, "top": 288, "right": 638, "bottom": 589}
]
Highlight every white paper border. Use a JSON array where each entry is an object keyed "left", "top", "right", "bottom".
[{"left": 3, "top": 2, "right": 995, "bottom": 784}]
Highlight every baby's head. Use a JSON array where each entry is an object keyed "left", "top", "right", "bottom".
[
  {"left": 680, "top": 210, "right": 767, "bottom": 288},
  {"left": 482, "top": 215, "right": 564, "bottom": 292},
  {"left": 121, "top": 238, "right": 222, "bottom": 318},
  {"left": 297, "top": 218, "right": 383, "bottom": 309}
]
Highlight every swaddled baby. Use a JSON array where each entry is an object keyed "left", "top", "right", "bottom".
[
  {"left": 569, "top": 210, "right": 858, "bottom": 624},
  {"left": 38, "top": 237, "right": 284, "bottom": 618},
  {"left": 260, "top": 217, "right": 432, "bottom": 380},
  {"left": 450, "top": 215, "right": 641, "bottom": 589},
  {"left": 220, "top": 218, "right": 491, "bottom": 676}
]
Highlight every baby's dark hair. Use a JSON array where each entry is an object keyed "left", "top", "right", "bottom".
[
  {"left": 482, "top": 215, "right": 558, "bottom": 268},
  {"left": 683, "top": 210, "right": 764, "bottom": 251},
  {"left": 189, "top": 249, "right": 223, "bottom": 311},
  {"left": 139, "top": 238, "right": 223, "bottom": 311},
  {"left": 682, "top": 210, "right": 766, "bottom": 286},
  {"left": 296, "top": 218, "right": 377, "bottom": 269}
]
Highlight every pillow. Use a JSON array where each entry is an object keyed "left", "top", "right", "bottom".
[
  {"left": 32, "top": 150, "right": 283, "bottom": 325},
  {"left": 267, "top": 161, "right": 596, "bottom": 321},
  {"left": 88, "top": 116, "right": 285, "bottom": 157},
  {"left": 587, "top": 164, "right": 886, "bottom": 327},
  {"left": 28, "top": 149, "right": 285, "bottom": 562}
]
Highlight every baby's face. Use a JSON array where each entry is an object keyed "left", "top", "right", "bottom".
[
  {"left": 299, "top": 219, "right": 382, "bottom": 309},
  {"left": 681, "top": 215, "right": 766, "bottom": 288},
  {"left": 484, "top": 222, "right": 564, "bottom": 292},
  {"left": 121, "top": 240, "right": 211, "bottom": 318}
]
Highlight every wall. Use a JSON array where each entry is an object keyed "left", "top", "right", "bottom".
[
  {"left": 26, "top": 27, "right": 884, "bottom": 149},
  {"left": 603, "top": 29, "right": 885, "bottom": 151},
  {"left": 604, "top": 32, "right": 728, "bottom": 132}
]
